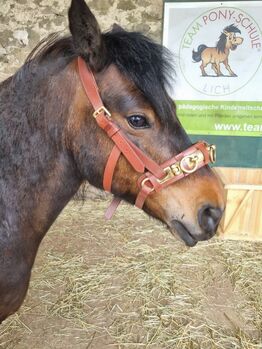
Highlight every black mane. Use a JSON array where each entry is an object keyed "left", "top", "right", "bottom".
[
  {"left": 22, "top": 30, "right": 175, "bottom": 125},
  {"left": 216, "top": 33, "right": 227, "bottom": 54}
]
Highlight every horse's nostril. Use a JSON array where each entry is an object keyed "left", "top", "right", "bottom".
[{"left": 198, "top": 205, "right": 223, "bottom": 235}]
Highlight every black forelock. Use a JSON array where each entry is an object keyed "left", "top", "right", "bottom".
[
  {"left": 224, "top": 24, "right": 241, "bottom": 34},
  {"left": 103, "top": 31, "right": 176, "bottom": 124}
]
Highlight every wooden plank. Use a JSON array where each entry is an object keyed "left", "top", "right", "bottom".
[
  {"left": 215, "top": 167, "right": 262, "bottom": 185},
  {"left": 216, "top": 167, "right": 262, "bottom": 241},
  {"left": 225, "top": 184, "right": 262, "bottom": 190},
  {"left": 223, "top": 190, "right": 254, "bottom": 232}
]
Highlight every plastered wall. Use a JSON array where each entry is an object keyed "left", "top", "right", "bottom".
[{"left": 0, "top": 0, "right": 163, "bottom": 80}]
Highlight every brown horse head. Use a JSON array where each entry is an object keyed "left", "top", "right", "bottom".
[{"left": 65, "top": 0, "right": 225, "bottom": 246}]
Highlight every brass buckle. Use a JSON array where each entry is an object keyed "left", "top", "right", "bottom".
[
  {"left": 171, "top": 162, "right": 182, "bottom": 176},
  {"left": 157, "top": 167, "right": 174, "bottom": 184},
  {"left": 93, "top": 106, "right": 111, "bottom": 119},
  {"left": 207, "top": 144, "right": 216, "bottom": 163},
  {"left": 180, "top": 154, "right": 200, "bottom": 174}
]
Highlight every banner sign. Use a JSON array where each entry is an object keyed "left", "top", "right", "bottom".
[{"left": 163, "top": 0, "right": 262, "bottom": 167}]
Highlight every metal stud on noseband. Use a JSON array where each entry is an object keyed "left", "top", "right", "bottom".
[{"left": 77, "top": 57, "right": 216, "bottom": 219}]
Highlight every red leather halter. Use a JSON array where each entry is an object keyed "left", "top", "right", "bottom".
[{"left": 77, "top": 57, "right": 216, "bottom": 219}]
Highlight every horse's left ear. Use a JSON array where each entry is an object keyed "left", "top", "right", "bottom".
[
  {"left": 223, "top": 30, "right": 229, "bottom": 36},
  {"left": 68, "top": 0, "right": 106, "bottom": 71}
]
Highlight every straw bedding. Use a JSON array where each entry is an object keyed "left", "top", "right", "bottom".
[{"left": 0, "top": 198, "right": 261, "bottom": 349}]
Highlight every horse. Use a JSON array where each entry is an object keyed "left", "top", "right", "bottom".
[
  {"left": 192, "top": 24, "right": 243, "bottom": 76},
  {"left": 0, "top": 0, "right": 225, "bottom": 323}
]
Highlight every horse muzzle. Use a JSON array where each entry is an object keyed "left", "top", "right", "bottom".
[
  {"left": 232, "top": 37, "right": 244, "bottom": 49},
  {"left": 170, "top": 205, "right": 223, "bottom": 247}
]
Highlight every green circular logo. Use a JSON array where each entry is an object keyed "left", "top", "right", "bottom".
[{"left": 179, "top": 7, "right": 262, "bottom": 96}]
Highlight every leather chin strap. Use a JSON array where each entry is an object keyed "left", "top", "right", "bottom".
[{"left": 77, "top": 57, "right": 216, "bottom": 219}]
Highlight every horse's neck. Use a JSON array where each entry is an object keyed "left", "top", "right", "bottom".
[{"left": 0, "top": 62, "right": 82, "bottom": 259}]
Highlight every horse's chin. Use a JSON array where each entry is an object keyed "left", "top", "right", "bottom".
[{"left": 169, "top": 221, "right": 198, "bottom": 247}]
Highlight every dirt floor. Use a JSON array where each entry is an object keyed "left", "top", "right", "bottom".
[{"left": 0, "top": 197, "right": 262, "bottom": 349}]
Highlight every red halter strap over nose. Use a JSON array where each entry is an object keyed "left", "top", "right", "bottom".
[{"left": 77, "top": 57, "right": 216, "bottom": 219}]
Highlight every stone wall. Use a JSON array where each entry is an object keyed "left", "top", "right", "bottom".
[{"left": 0, "top": 0, "right": 163, "bottom": 80}]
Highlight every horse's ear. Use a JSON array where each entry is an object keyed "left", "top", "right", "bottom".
[
  {"left": 223, "top": 30, "right": 229, "bottom": 36},
  {"left": 112, "top": 23, "right": 125, "bottom": 33},
  {"left": 68, "top": 0, "right": 106, "bottom": 71}
]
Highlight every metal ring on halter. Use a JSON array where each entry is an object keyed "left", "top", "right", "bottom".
[
  {"left": 207, "top": 144, "right": 216, "bottom": 163},
  {"left": 141, "top": 177, "right": 154, "bottom": 192},
  {"left": 180, "top": 154, "right": 199, "bottom": 174}
]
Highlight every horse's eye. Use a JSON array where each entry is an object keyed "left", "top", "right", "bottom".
[{"left": 127, "top": 114, "right": 150, "bottom": 129}]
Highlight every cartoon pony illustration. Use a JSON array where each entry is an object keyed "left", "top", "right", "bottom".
[{"left": 192, "top": 24, "right": 243, "bottom": 77}]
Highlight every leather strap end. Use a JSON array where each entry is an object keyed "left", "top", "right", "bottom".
[{"left": 105, "top": 197, "right": 122, "bottom": 220}]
